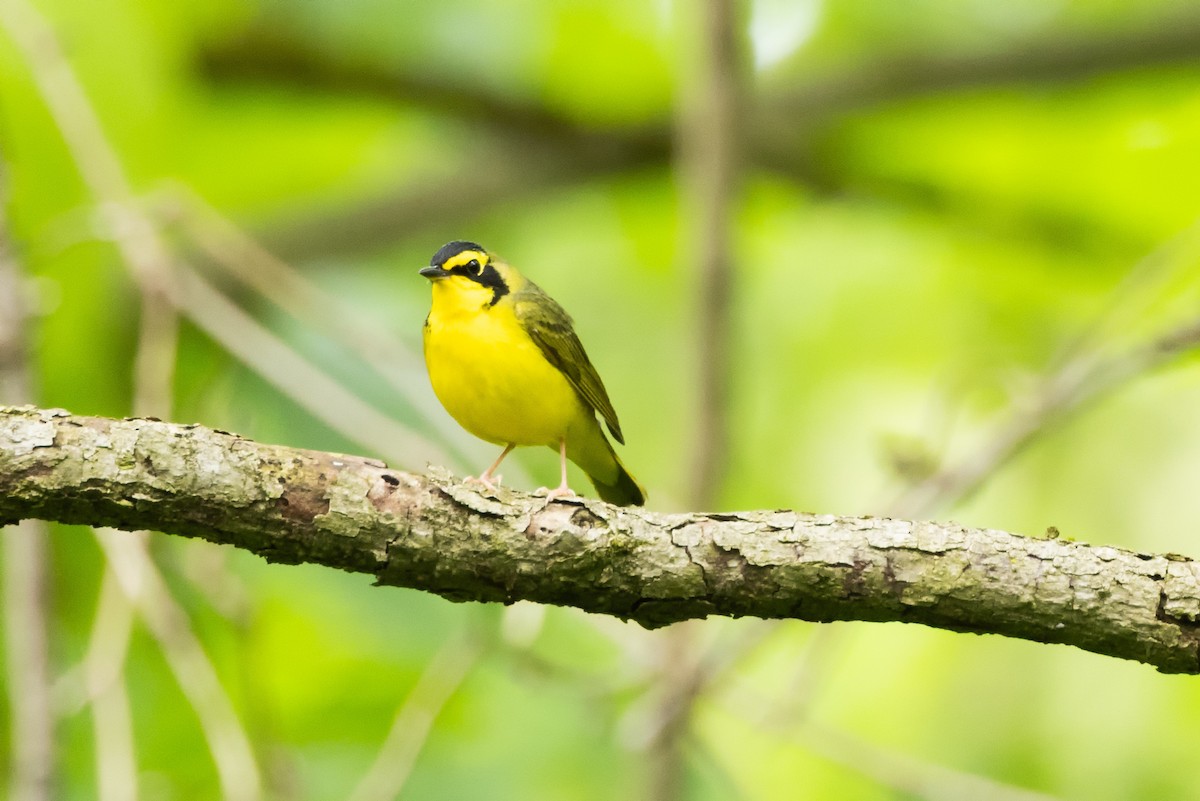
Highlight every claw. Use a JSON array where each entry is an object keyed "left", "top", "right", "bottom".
[
  {"left": 537, "top": 484, "right": 576, "bottom": 502},
  {"left": 466, "top": 473, "right": 501, "bottom": 491},
  {"left": 471, "top": 444, "right": 515, "bottom": 492}
]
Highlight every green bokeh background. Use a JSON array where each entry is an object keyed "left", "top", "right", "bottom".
[{"left": 4, "top": 0, "right": 1200, "bottom": 799}]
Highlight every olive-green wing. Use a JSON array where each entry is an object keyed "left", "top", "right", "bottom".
[{"left": 514, "top": 282, "right": 625, "bottom": 444}]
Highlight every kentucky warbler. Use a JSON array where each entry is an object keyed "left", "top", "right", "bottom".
[{"left": 420, "top": 241, "right": 645, "bottom": 506}]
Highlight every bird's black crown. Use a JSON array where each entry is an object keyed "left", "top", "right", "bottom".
[{"left": 431, "top": 240, "right": 486, "bottom": 267}]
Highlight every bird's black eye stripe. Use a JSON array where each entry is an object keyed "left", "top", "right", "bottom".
[
  {"left": 478, "top": 263, "right": 510, "bottom": 307},
  {"left": 448, "top": 258, "right": 509, "bottom": 305}
]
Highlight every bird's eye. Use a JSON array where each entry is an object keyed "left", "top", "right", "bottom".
[{"left": 466, "top": 259, "right": 482, "bottom": 275}]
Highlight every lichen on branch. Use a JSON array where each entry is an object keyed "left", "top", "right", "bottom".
[{"left": 2, "top": 405, "right": 1199, "bottom": 673}]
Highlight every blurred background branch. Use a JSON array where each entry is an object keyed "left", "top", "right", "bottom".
[
  {"left": 648, "top": 0, "right": 748, "bottom": 797},
  {"left": 891, "top": 220, "right": 1200, "bottom": 519},
  {"left": 347, "top": 628, "right": 485, "bottom": 801},
  {"left": 0, "top": 164, "right": 55, "bottom": 801}
]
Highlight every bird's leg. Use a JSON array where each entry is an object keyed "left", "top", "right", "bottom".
[
  {"left": 541, "top": 437, "right": 576, "bottom": 501},
  {"left": 471, "top": 443, "right": 515, "bottom": 490}
]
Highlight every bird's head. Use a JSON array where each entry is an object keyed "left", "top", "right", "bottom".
[{"left": 420, "top": 241, "right": 516, "bottom": 309}]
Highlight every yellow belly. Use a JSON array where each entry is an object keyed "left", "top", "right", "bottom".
[{"left": 424, "top": 302, "right": 586, "bottom": 447}]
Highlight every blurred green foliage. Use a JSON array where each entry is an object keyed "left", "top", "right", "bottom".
[{"left": 3, "top": 0, "right": 1200, "bottom": 799}]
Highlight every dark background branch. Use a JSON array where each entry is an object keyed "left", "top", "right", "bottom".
[{"left": 196, "top": 10, "right": 1200, "bottom": 258}]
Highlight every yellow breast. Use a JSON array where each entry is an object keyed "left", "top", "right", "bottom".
[{"left": 423, "top": 284, "right": 586, "bottom": 448}]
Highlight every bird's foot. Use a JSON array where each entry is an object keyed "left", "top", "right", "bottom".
[
  {"left": 466, "top": 473, "right": 502, "bottom": 491},
  {"left": 536, "top": 484, "right": 577, "bottom": 502}
]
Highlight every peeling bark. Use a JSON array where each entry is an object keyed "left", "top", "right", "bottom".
[{"left": 2, "top": 405, "right": 1198, "bottom": 673}]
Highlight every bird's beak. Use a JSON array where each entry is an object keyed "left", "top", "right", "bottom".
[{"left": 419, "top": 265, "right": 450, "bottom": 280}]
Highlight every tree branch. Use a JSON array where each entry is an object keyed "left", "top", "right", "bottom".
[{"left": 2, "top": 405, "right": 1199, "bottom": 673}]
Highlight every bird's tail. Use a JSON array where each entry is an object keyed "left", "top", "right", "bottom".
[
  {"left": 567, "top": 421, "right": 647, "bottom": 506},
  {"left": 588, "top": 449, "right": 646, "bottom": 506}
]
